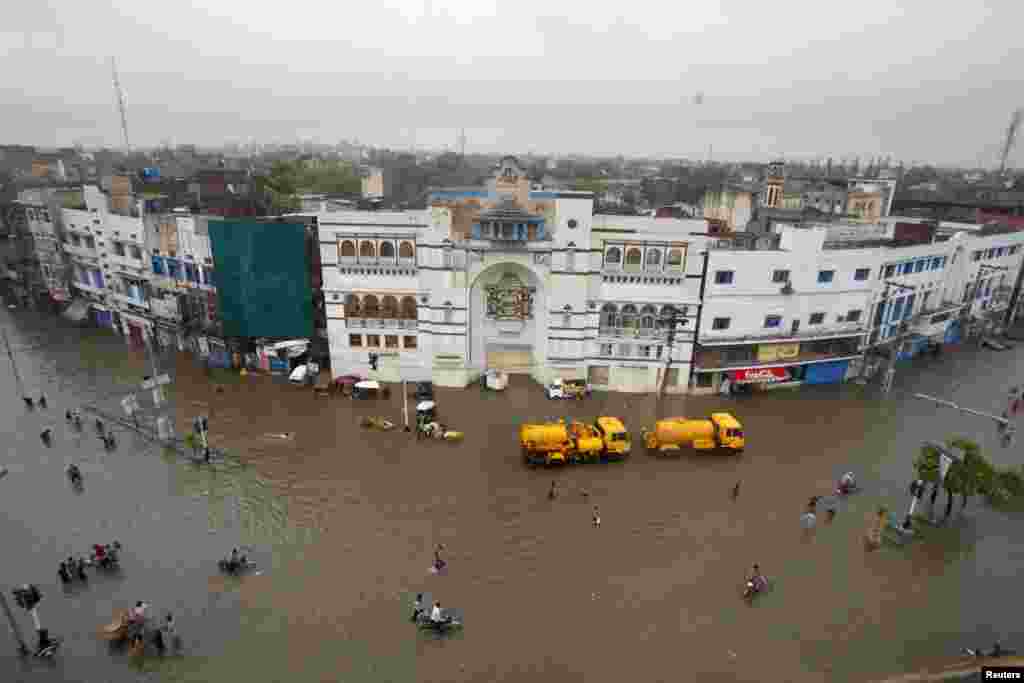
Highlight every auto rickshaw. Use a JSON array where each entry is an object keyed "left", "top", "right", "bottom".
[
  {"left": 332, "top": 375, "right": 363, "bottom": 397},
  {"left": 352, "top": 380, "right": 391, "bottom": 400}
]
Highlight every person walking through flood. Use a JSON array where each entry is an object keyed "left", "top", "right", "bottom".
[
  {"left": 592, "top": 505, "right": 601, "bottom": 528},
  {"left": 548, "top": 480, "right": 558, "bottom": 500},
  {"left": 731, "top": 481, "right": 741, "bottom": 501}
]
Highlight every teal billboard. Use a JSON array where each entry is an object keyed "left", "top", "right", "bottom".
[{"left": 208, "top": 220, "right": 312, "bottom": 339}]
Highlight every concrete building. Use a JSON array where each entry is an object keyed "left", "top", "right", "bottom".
[
  {"left": 146, "top": 212, "right": 219, "bottom": 350},
  {"left": 702, "top": 184, "right": 757, "bottom": 231},
  {"left": 692, "top": 225, "right": 880, "bottom": 394},
  {"left": 318, "top": 156, "right": 707, "bottom": 393},
  {"left": 693, "top": 218, "right": 1024, "bottom": 394},
  {"left": 0, "top": 200, "right": 67, "bottom": 308}
]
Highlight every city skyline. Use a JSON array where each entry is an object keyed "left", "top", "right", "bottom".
[{"left": 2, "top": 0, "right": 1022, "bottom": 168}]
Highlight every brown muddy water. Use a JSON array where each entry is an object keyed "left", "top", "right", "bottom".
[{"left": 1, "top": 309, "right": 1022, "bottom": 683}]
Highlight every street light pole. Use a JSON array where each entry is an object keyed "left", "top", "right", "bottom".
[
  {"left": 0, "top": 591, "right": 28, "bottom": 656},
  {"left": 1, "top": 328, "right": 25, "bottom": 398}
]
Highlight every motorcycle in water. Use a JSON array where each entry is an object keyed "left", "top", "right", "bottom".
[
  {"left": 89, "top": 542, "right": 122, "bottom": 570},
  {"left": 218, "top": 555, "right": 255, "bottom": 575},
  {"left": 743, "top": 575, "right": 770, "bottom": 600},
  {"left": 35, "top": 629, "right": 62, "bottom": 658},
  {"left": 415, "top": 609, "right": 464, "bottom": 632}
]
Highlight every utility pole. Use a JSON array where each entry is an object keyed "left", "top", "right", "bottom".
[
  {"left": 1, "top": 328, "right": 24, "bottom": 398},
  {"left": 870, "top": 281, "right": 916, "bottom": 394},
  {"left": 658, "top": 307, "right": 691, "bottom": 397}
]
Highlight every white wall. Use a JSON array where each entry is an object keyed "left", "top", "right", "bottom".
[{"left": 701, "top": 230, "right": 880, "bottom": 342}]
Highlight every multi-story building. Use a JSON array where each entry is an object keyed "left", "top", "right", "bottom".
[
  {"left": 59, "top": 184, "right": 153, "bottom": 343},
  {"left": 62, "top": 186, "right": 112, "bottom": 327},
  {"left": 147, "top": 212, "right": 219, "bottom": 350},
  {"left": 318, "top": 156, "right": 706, "bottom": 393},
  {"left": 692, "top": 225, "right": 881, "bottom": 394},
  {"left": 692, "top": 218, "right": 1024, "bottom": 394},
  {"left": 0, "top": 200, "right": 67, "bottom": 308}
]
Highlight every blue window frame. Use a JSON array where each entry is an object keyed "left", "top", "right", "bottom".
[
  {"left": 891, "top": 298, "right": 904, "bottom": 321},
  {"left": 854, "top": 268, "right": 871, "bottom": 281},
  {"left": 151, "top": 256, "right": 164, "bottom": 275},
  {"left": 914, "top": 260, "right": 926, "bottom": 273},
  {"left": 817, "top": 270, "right": 835, "bottom": 283},
  {"left": 764, "top": 315, "right": 782, "bottom": 328},
  {"left": 714, "top": 270, "right": 734, "bottom": 284}
]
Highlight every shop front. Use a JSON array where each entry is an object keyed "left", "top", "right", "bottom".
[
  {"left": 725, "top": 367, "right": 792, "bottom": 394},
  {"left": 91, "top": 305, "right": 114, "bottom": 328}
]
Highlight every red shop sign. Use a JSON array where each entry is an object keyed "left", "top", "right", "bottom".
[{"left": 730, "top": 367, "right": 789, "bottom": 383}]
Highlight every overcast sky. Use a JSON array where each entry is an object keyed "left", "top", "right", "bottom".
[{"left": 2, "top": 0, "right": 1021, "bottom": 167}]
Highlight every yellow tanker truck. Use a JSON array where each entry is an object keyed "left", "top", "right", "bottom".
[
  {"left": 641, "top": 413, "right": 744, "bottom": 455},
  {"left": 520, "top": 417, "right": 631, "bottom": 466}
]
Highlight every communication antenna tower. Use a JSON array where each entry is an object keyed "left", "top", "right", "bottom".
[
  {"left": 111, "top": 57, "right": 130, "bottom": 151},
  {"left": 999, "top": 108, "right": 1022, "bottom": 175}
]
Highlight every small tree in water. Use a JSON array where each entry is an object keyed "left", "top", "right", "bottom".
[
  {"left": 913, "top": 444, "right": 943, "bottom": 517},
  {"left": 184, "top": 432, "right": 199, "bottom": 458}
]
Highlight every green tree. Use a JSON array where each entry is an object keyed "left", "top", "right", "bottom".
[
  {"left": 256, "top": 161, "right": 301, "bottom": 215},
  {"left": 297, "top": 161, "right": 361, "bottom": 195}
]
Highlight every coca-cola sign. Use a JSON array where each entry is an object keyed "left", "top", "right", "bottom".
[{"left": 734, "top": 367, "right": 788, "bottom": 383}]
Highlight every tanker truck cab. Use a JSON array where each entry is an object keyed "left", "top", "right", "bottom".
[
  {"left": 595, "top": 417, "right": 631, "bottom": 459},
  {"left": 710, "top": 413, "right": 744, "bottom": 451}
]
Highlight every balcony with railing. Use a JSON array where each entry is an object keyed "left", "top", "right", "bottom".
[
  {"left": 694, "top": 336, "right": 862, "bottom": 371},
  {"left": 597, "top": 326, "right": 667, "bottom": 340},
  {"left": 111, "top": 291, "right": 150, "bottom": 310},
  {"left": 698, "top": 323, "right": 867, "bottom": 347},
  {"left": 346, "top": 317, "right": 418, "bottom": 330}
]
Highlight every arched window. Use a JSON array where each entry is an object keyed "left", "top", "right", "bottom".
[
  {"left": 340, "top": 240, "right": 356, "bottom": 258},
  {"left": 605, "top": 247, "right": 621, "bottom": 265},
  {"left": 667, "top": 249, "right": 682, "bottom": 267},
  {"left": 600, "top": 303, "right": 619, "bottom": 328},
  {"left": 625, "top": 248, "right": 642, "bottom": 265},
  {"left": 400, "top": 296, "right": 417, "bottom": 319},
  {"left": 399, "top": 241, "right": 415, "bottom": 259},
  {"left": 646, "top": 249, "right": 662, "bottom": 266},
  {"left": 657, "top": 305, "right": 676, "bottom": 330},
  {"left": 362, "top": 294, "right": 379, "bottom": 318},
  {"left": 360, "top": 241, "right": 375, "bottom": 259},
  {"left": 621, "top": 304, "right": 638, "bottom": 329},
  {"left": 344, "top": 294, "right": 361, "bottom": 317},
  {"left": 380, "top": 242, "right": 396, "bottom": 259},
  {"left": 381, "top": 295, "right": 398, "bottom": 318},
  {"left": 640, "top": 304, "right": 657, "bottom": 330}
]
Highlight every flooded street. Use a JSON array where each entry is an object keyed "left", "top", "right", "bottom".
[{"left": 2, "top": 308, "right": 1022, "bottom": 683}]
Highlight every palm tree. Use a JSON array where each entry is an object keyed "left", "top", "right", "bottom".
[{"left": 913, "top": 444, "right": 943, "bottom": 518}]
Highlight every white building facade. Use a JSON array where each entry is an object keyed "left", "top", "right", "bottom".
[
  {"left": 318, "top": 157, "right": 706, "bottom": 393},
  {"left": 692, "top": 226, "right": 880, "bottom": 394}
]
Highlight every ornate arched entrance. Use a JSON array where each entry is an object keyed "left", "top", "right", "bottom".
[{"left": 468, "top": 262, "right": 546, "bottom": 375}]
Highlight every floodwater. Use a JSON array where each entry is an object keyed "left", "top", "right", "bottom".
[{"left": 1, "top": 308, "right": 1022, "bottom": 683}]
